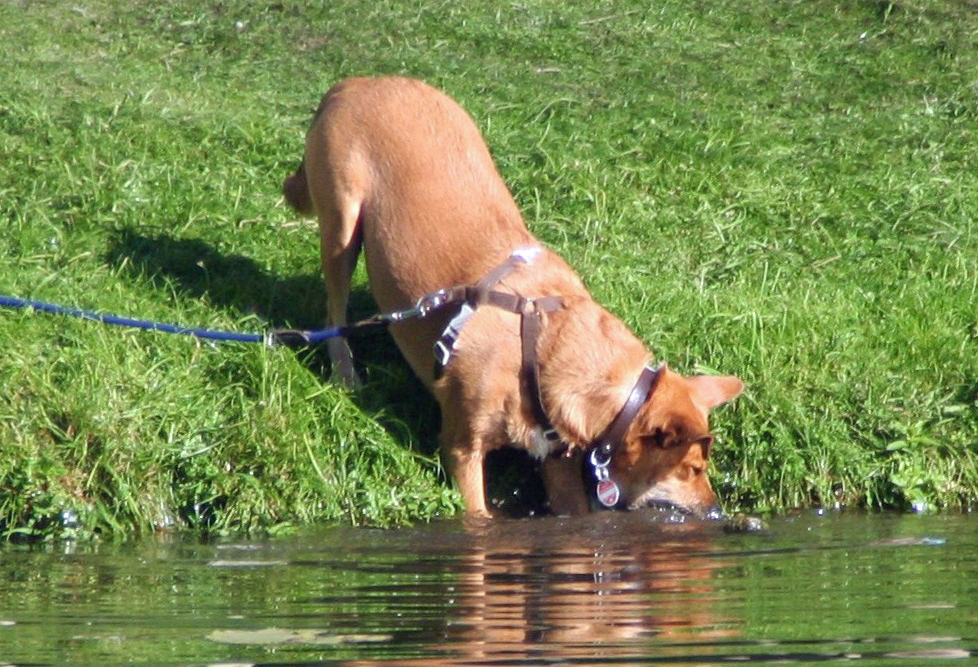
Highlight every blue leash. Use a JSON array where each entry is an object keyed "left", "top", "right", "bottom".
[
  {"left": 0, "top": 295, "right": 267, "bottom": 342},
  {"left": 0, "top": 295, "right": 349, "bottom": 346},
  {"left": 0, "top": 289, "right": 456, "bottom": 346}
]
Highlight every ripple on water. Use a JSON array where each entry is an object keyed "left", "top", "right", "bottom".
[{"left": 0, "top": 511, "right": 975, "bottom": 665}]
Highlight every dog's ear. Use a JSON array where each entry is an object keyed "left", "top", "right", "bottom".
[{"left": 685, "top": 375, "right": 744, "bottom": 414}]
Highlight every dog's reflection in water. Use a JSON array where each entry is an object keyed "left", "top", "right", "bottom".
[{"left": 348, "top": 512, "right": 738, "bottom": 665}]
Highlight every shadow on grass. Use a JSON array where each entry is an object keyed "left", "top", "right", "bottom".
[
  {"left": 105, "top": 228, "right": 332, "bottom": 330},
  {"left": 105, "top": 229, "right": 548, "bottom": 516},
  {"left": 105, "top": 228, "right": 437, "bottom": 438}
]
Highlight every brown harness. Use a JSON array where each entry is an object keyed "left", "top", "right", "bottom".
[
  {"left": 431, "top": 249, "right": 563, "bottom": 439},
  {"left": 431, "top": 249, "right": 663, "bottom": 508}
]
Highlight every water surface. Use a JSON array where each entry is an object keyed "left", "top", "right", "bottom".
[{"left": 1, "top": 511, "right": 975, "bottom": 665}]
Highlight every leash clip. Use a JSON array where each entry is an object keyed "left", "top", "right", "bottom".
[
  {"left": 386, "top": 289, "right": 451, "bottom": 323},
  {"left": 417, "top": 289, "right": 451, "bottom": 317}
]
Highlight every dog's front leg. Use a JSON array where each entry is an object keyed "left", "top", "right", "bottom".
[
  {"left": 445, "top": 443, "right": 490, "bottom": 515},
  {"left": 542, "top": 452, "right": 590, "bottom": 516}
]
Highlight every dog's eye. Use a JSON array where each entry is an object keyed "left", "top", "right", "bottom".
[{"left": 643, "top": 428, "right": 669, "bottom": 448}]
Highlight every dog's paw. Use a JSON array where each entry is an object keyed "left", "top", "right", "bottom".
[
  {"left": 327, "top": 337, "right": 362, "bottom": 388},
  {"left": 333, "top": 365, "right": 363, "bottom": 388}
]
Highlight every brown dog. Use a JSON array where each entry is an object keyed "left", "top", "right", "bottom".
[{"left": 284, "top": 76, "right": 743, "bottom": 516}]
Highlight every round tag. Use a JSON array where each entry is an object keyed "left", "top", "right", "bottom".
[{"left": 596, "top": 479, "right": 620, "bottom": 508}]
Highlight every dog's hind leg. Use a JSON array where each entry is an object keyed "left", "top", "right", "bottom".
[
  {"left": 316, "top": 196, "right": 364, "bottom": 387},
  {"left": 297, "top": 135, "right": 368, "bottom": 387}
]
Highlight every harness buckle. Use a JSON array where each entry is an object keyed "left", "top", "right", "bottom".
[
  {"left": 433, "top": 338, "right": 452, "bottom": 367},
  {"left": 432, "top": 302, "right": 475, "bottom": 369}
]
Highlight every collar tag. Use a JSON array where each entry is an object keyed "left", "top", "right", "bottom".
[
  {"left": 590, "top": 448, "right": 620, "bottom": 508},
  {"left": 596, "top": 479, "right": 621, "bottom": 508}
]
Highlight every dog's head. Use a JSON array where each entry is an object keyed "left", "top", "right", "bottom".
[{"left": 608, "top": 365, "right": 743, "bottom": 516}]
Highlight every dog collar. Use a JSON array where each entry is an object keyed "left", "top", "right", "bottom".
[{"left": 589, "top": 364, "right": 664, "bottom": 508}]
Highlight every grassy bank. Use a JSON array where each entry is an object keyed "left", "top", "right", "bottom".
[{"left": 1, "top": 0, "right": 976, "bottom": 539}]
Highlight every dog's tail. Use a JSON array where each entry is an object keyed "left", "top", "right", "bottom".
[{"left": 283, "top": 161, "right": 314, "bottom": 216}]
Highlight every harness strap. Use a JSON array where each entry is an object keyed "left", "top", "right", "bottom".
[
  {"left": 433, "top": 249, "right": 543, "bottom": 376},
  {"left": 430, "top": 249, "right": 568, "bottom": 443},
  {"left": 519, "top": 296, "right": 564, "bottom": 443}
]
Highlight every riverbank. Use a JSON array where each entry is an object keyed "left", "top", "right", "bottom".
[{"left": 2, "top": 0, "right": 976, "bottom": 539}]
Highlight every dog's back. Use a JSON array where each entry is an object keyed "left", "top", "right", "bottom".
[{"left": 286, "top": 77, "right": 536, "bottom": 308}]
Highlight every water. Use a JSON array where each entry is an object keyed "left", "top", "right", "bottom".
[{"left": 1, "top": 511, "right": 975, "bottom": 665}]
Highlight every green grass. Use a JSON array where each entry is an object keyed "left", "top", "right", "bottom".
[{"left": 1, "top": 0, "right": 976, "bottom": 539}]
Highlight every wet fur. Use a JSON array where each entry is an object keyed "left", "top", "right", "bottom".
[{"left": 284, "top": 76, "right": 743, "bottom": 516}]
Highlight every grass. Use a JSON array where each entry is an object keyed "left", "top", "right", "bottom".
[{"left": 1, "top": 0, "right": 976, "bottom": 539}]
